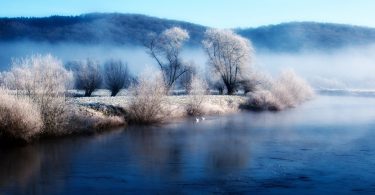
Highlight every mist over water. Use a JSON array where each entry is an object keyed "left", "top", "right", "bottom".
[
  {"left": 256, "top": 45, "right": 375, "bottom": 89},
  {"left": 1, "top": 41, "right": 375, "bottom": 89}
]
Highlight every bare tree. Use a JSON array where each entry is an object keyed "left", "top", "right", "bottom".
[
  {"left": 144, "top": 27, "right": 190, "bottom": 92},
  {"left": 74, "top": 59, "right": 102, "bottom": 97},
  {"left": 202, "top": 29, "right": 254, "bottom": 95},
  {"left": 104, "top": 60, "right": 131, "bottom": 96}
]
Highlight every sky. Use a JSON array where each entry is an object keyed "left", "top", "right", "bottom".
[{"left": 0, "top": 0, "right": 374, "bottom": 28}]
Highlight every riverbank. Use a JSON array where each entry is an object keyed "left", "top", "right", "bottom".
[
  {"left": 0, "top": 94, "right": 248, "bottom": 145},
  {"left": 72, "top": 95, "right": 247, "bottom": 119}
]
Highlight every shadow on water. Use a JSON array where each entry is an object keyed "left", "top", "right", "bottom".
[{"left": 2, "top": 95, "right": 375, "bottom": 194}]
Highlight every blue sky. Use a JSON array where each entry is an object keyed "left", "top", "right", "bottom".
[{"left": 0, "top": 0, "right": 374, "bottom": 28}]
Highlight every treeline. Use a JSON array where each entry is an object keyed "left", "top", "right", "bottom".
[
  {"left": 2, "top": 13, "right": 375, "bottom": 51},
  {"left": 0, "top": 13, "right": 206, "bottom": 46},
  {"left": 238, "top": 22, "right": 375, "bottom": 51}
]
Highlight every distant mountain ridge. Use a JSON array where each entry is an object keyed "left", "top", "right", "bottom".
[
  {"left": 237, "top": 22, "right": 375, "bottom": 51},
  {"left": 1, "top": 13, "right": 375, "bottom": 51},
  {"left": 0, "top": 13, "right": 206, "bottom": 46}
]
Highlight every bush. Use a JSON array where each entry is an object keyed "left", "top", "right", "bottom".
[
  {"left": 5, "top": 54, "right": 73, "bottom": 96},
  {"left": 243, "top": 69, "right": 314, "bottom": 111},
  {"left": 4, "top": 54, "right": 74, "bottom": 135},
  {"left": 186, "top": 76, "right": 208, "bottom": 116},
  {"left": 0, "top": 90, "right": 43, "bottom": 142},
  {"left": 244, "top": 90, "right": 281, "bottom": 111},
  {"left": 126, "top": 71, "right": 167, "bottom": 124},
  {"left": 272, "top": 70, "right": 314, "bottom": 107}
]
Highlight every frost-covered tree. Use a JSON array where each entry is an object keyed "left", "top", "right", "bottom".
[
  {"left": 104, "top": 60, "right": 131, "bottom": 96},
  {"left": 144, "top": 27, "right": 190, "bottom": 92},
  {"left": 74, "top": 59, "right": 102, "bottom": 97},
  {"left": 202, "top": 29, "right": 254, "bottom": 95}
]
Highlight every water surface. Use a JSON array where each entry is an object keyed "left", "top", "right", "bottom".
[{"left": 1, "top": 95, "right": 375, "bottom": 194}]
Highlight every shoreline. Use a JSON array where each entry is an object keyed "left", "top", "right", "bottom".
[
  {"left": 71, "top": 95, "right": 248, "bottom": 125},
  {"left": 0, "top": 95, "right": 248, "bottom": 146}
]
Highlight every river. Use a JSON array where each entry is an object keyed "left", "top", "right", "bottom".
[{"left": 1, "top": 95, "right": 375, "bottom": 194}]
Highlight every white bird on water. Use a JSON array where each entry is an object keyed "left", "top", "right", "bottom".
[
  {"left": 195, "top": 118, "right": 200, "bottom": 123},
  {"left": 201, "top": 117, "right": 205, "bottom": 121}
]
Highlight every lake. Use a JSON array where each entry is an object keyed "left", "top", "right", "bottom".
[{"left": 1, "top": 95, "right": 375, "bottom": 194}]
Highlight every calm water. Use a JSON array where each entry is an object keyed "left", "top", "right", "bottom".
[{"left": 2, "top": 95, "right": 375, "bottom": 194}]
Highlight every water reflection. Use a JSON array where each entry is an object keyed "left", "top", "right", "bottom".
[
  {"left": 0, "top": 146, "right": 41, "bottom": 188},
  {"left": 205, "top": 136, "right": 251, "bottom": 174}
]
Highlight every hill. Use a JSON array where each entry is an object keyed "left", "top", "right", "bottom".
[
  {"left": 238, "top": 22, "right": 375, "bottom": 52},
  {"left": 1, "top": 13, "right": 375, "bottom": 51},
  {"left": 0, "top": 13, "right": 206, "bottom": 46}
]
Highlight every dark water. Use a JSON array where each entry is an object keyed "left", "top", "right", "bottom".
[{"left": 2, "top": 95, "right": 375, "bottom": 194}]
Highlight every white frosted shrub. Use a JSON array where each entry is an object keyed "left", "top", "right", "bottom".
[
  {"left": 0, "top": 90, "right": 43, "bottom": 141},
  {"left": 5, "top": 54, "right": 73, "bottom": 96},
  {"left": 268, "top": 70, "right": 314, "bottom": 109},
  {"left": 186, "top": 76, "right": 208, "bottom": 116},
  {"left": 126, "top": 71, "right": 168, "bottom": 124},
  {"left": 246, "top": 90, "right": 281, "bottom": 111},
  {"left": 4, "top": 54, "right": 74, "bottom": 135},
  {"left": 245, "top": 69, "right": 314, "bottom": 111}
]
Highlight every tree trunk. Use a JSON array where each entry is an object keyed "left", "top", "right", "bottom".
[
  {"left": 227, "top": 88, "right": 235, "bottom": 95},
  {"left": 218, "top": 88, "right": 224, "bottom": 95},
  {"left": 227, "top": 85, "right": 236, "bottom": 95},
  {"left": 111, "top": 89, "right": 120, "bottom": 97},
  {"left": 84, "top": 90, "right": 93, "bottom": 97}
]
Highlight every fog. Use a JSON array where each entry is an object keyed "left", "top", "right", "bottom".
[
  {"left": 1, "top": 41, "right": 375, "bottom": 89},
  {"left": 255, "top": 45, "right": 375, "bottom": 89},
  {"left": 0, "top": 42, "right": 155, "bottom": 73}
]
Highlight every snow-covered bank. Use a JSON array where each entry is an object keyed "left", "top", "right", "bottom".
[{"left": 71, "top": 95, "right": 247, "bottom": 119}]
